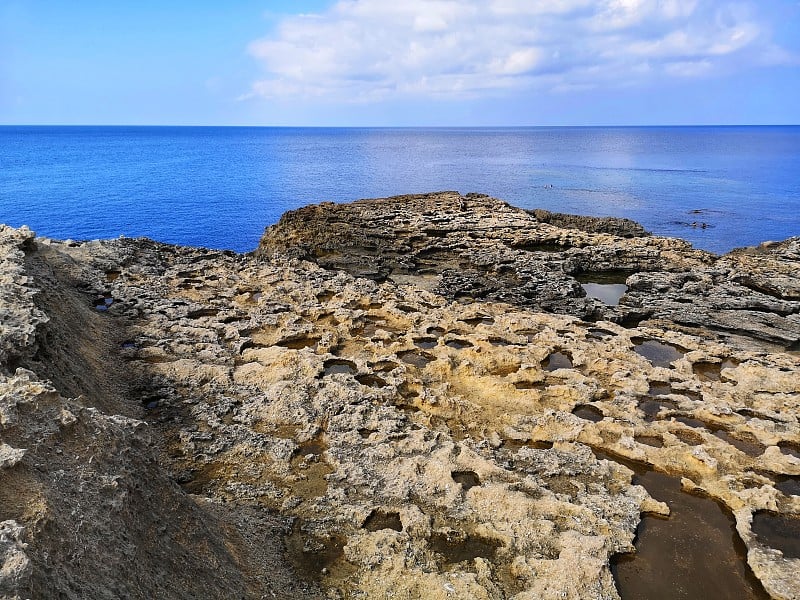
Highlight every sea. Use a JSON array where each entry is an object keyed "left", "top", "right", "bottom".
[{"left": 1, "top": 125, "right": 798, "bottom": 254}]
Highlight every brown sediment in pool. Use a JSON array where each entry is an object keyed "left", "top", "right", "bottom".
[
  {"left": 594, "top": 451, "right": 769, "bottom": 600},
  {"left": 751, "top": 511, "right": 800, "bottom": 559}
]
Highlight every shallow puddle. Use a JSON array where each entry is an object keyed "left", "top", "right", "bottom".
[
  {"left": 581, "top": 283, "right": 628, "bottom": 306},
  {"left": 773, "top": 475, "right": 800, "bottom": 497},
  {"left": 778, "top": 441, "right": 800, "bottom": 459},
  {"left": 399, "top": 351, "right": 433, "bottom": 368},
  {"left": 598, "top": 451, "right": 770, "bottom": 600},
  {"left": 414, "top": 337, "right": 437, "bottom": 349},
  {"left": 692, "top": 359, "right": 738, "bottom": 382},
  {"left": 751, "top": 511, "right": 800, "bottom": 559},
  {"left": 639, "top": 397, "right": 676, "bottom": 421},
  {"left": 323, "top": 359, "right": 357, "bottom": 376},
  {"left": 445, "top": 339, "right": 473, "bottom": 350},
  {"left": 93, "top": 295, "right": 114, "bottom": 311},
  {"left": 573, "top": 405, "right": 604, "bottom": 422},
  {"left": 587, "top": 327, "right": 618, "bottom": 340},
  {"left": 633, "top": 338, "right": 685, "bottom": 368},
  {"left": 648, "top": 382, "right": 672, "bottom": 396},
  {"left": 713, "top": 430, "right": 765, "bottom": 457},
  {"left": 286, "top": 520, "right": 348, "bottom": 581},
  {"left": 542, "top": 351, "right": 573, "bottom": 371}
]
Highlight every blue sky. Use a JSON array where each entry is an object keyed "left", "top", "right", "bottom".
[{"left": 2, "top": 0, "right": 799, "bottom": 125}]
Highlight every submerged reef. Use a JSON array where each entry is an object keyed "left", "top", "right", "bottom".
[{"left": 1, "top": 192, "right": 798, "bottom": 599}]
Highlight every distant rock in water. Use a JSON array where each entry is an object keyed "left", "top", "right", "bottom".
[
  {"left": 527, "top": 208, "right": 651, "bottom": 238},
  {"left": 1, "top": 193, "right": 799, "bottom": 600}
]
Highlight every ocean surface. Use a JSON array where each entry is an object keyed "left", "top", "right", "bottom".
[{"left": 1, "top": 126, "right": 798, "bottom": 254}]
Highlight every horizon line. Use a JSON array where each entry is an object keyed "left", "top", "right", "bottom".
[{"left": 2, "top": 123, "right": 799, "bottom": 129}]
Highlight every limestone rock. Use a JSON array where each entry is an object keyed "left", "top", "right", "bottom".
[{"left": 1, "top": 193, "right": 799, "bottom": 599}]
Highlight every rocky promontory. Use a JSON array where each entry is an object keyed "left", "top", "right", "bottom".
[{"left": 1, "top": 192, "right": 799, "bottom": 599}]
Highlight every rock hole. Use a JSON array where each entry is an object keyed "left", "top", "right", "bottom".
[
  {"left": 674, "top": 416, "right": 707, "bottom": 429},
  {"left": 105, "top": 270, "right": 121, "bottom": 281},
  {"left": 278, "top": 336, "right": 319, "bottom": 350},
  {"left": 514, "top": 381, "right": 545, "bottom": 390},
  {"left": 503, "top": 439, "right": 553, "bottom": 451},
  {"left": 317, "top": 290, "right": 335, "bottom": 302},
  {"left": 575, "top": 270, "right": 633, "bottom": 285},
  {"left": 636, "top": 435, "right": 664, "bottom": 448},
  {"left": 459, "top": 315, "right": 494, "bottom": 327},
  {"left": 427, "top": 326, "right": 446, "bottom": 337},
  {"left": 430, "top": 531, "right": 501, "bottom": 564},
  {"left": 488, "top": 337, "right": 513, "bottom": 346},
  {"left": 673, "top": 428, "right": 704, "bottom": 446},
  {"left": 451, "top": 470, "right": 481, "bottom": 491},
  {"left": 362, "top": 510, "right": 403, "bottom": 532},
  {"left": 490, "top": 363, "right": 520, "bottom": 376},
  {"left": 355, "top": 374, "right": 387, "bottom": 388},
  {"left": 506, "top": 241, "right": 564, "bottom": 252},
  {"left": 370, "top": 360, "right": 399, "bottom": 372},
  {"left": 187, "top": 308, "right": 219, "bottom": 319}
]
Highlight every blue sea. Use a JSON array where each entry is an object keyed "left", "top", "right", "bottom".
[{"left": 1, "top": 126, "right": 798, "bottom": 254}]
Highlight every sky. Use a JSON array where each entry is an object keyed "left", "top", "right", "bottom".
[{"left": 1, "top": 0, "right": 799, "bottom": 126}]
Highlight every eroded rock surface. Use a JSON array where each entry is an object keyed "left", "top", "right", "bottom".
[{"left": 1, "top": 193, "right": 799, "bottom": 599}]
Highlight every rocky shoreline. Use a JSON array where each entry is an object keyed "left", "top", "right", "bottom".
[{"left": 1, "top": 192, "right": 798, "bottom": 599}]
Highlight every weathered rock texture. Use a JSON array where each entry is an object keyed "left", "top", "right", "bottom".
[{"left": 1, "top": 193, "right": 799, "bottom": 599}]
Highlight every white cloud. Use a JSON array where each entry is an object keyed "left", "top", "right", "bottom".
[{"left": 242, "top": 0, "right": 792, "bottom": 102}]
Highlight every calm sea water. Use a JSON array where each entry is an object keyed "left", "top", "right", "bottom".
[{"left": 1, "top": 126, "right": 798, "bottom": 254}]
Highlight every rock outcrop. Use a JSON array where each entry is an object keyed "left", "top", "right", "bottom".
[{"left": 1, "top": 193, "right": 799, "bottom": 599}]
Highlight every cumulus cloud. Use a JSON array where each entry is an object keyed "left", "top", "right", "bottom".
[{"left": 242, "top": 0, "right": 792, "bottom": 102}]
